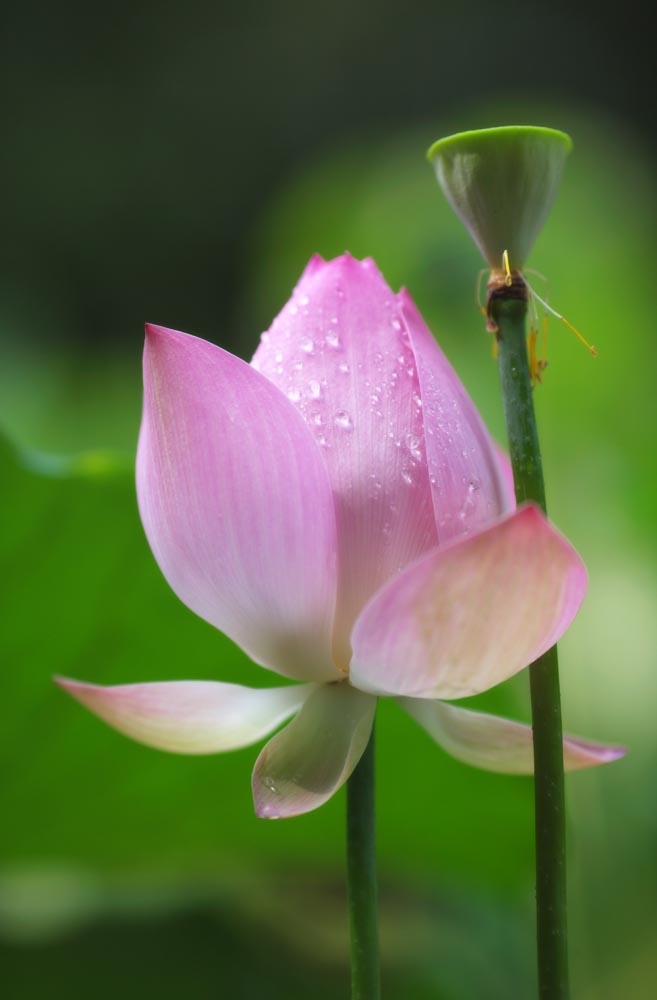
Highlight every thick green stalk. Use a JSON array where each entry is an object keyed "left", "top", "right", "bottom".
[
  {"left": 491, "top": 292, "right": 569, "bottom": 1000},
  {"left": 346, "top": 725, "right": 380, "bottom": 1000}
]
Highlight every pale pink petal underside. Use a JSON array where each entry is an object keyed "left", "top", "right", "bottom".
[
  {"left": 399, "top": 697, "right": 625, "bottom": 774},
  {"left": 252, "top": 683, "right": 376, "bottom": 819},
  {"left": 494, "top": 444, "right": 517, "bottom": 510},
  {"left": 399, "top": 289, "right": 513, "bottom": 541},
  {"left": 252, "top": 255, "right": 438, "bottom": 669},
  {"left": 350, "top": 505, "right": 587, "bottom": 699},
  {"left": 138, "top": 325, "right": 339, "bottom": 683},
  {"left": 55, "top": 677, "right": 311, "bottom": 754}
]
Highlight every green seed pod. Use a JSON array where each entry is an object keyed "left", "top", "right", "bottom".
[{"left": 427, "top": 126, "right": 572, "bottom": 270}]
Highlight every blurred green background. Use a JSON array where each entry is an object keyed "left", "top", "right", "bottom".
[{"left": 1, "top": 1, "right": 655, "bottom": 997}]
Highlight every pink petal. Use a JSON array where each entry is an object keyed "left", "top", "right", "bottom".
[
  {"left": 252, "top": 255, "right": 438, "bottom": 669},
  {"left": 55, "top": 676, "right": 311, "bottom": 754},
  {"left": 138, "top": 325, "right": 340, "bottom": 683},
  {"left": 494, "top": 443, "right": 517, "bottom": 510},
  {"left": 350, "top": 505, "right": 587, "bottom": 699},
  {"left": 252, "top": 682, "right": 376, "bottom": 819},
  {"left": 400, "top": 697, "right": 625, "bottom": 773},
  {"left": 399, "top": 289, "right": 514, "bottom": 540}
]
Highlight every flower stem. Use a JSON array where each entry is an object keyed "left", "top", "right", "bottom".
[
  {"left": 346, "top": 724, "right": 380, "bottom": 1000},
  {"left": 491, "top": 290, "right": 570, "bottom": 1000}
]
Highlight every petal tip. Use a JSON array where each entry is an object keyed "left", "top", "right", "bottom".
[
  {"left": 53, "top": 675, "right": 86, "bottom": 695},
  {"left": 298, "top": 253, "right": 326, "bottom": 283},
  {"left": 563, "top": 733, "right": 627, "bottom": 771}
]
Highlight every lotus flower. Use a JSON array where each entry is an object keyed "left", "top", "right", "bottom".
[{"left": 57, "top": 254, "right": 622, "bottom": 818}]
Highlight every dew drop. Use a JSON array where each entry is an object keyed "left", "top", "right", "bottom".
[
  {"left": 338, "top": 361, "right": 350, "bottom": 373},
  {"left": 391, "top": 317, "right": 402, "bottom": 332},
  {"left": 334, "top": 410, "right": 353, "bottom": 430},
  {"left": 299, "top": 294, "right": 310, "bottom": 306},
  {"left": 287, "top": 388, "right": 301, "bottom": 403},
  {"left": 401, "top": 468, "right": 413, "bottom": 485},
  {"left": 406, "top": 434, "right": 422, "bottom": 461},
  {"left": 309, "top": 379, "right": 321, "bottom": 399},
  {"left": 300, "top": 337, "right": 314, "bottom": 353},
  {"left": 326, "top": 331, "right": 341, "bottom": 349}
]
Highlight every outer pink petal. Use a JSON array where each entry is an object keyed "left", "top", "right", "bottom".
[
  {"left": 350, "top": 505, "right": 587, "bottom": 699},
  {"left": 399, "top": 697, "right": 625, "bottom": 774},
  {"left": 495, "top": 443, "right": 517, "bottom": 510},
  {"left": 138, "top": 325, "right": 340, "bottom": 683},
  {"left": 55, "top": 677, "right": 311, "bottom": 754},
  {"left": 252, "top": 683, "right": 376, "bottom": 819},
  {"left": 399, "top": 289, "right": 514, "bottom": 541},
  {"left": 252, "top": 255, "right": 438, "bottom": 669}
]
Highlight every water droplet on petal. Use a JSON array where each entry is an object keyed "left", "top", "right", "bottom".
[
  {"left": 391, "top": 317, "right": 402, "bottom": 331},
  {"left": 309, "top": 379, "right": 321, "bottom": 399},
  {"left": 334, "top": 410, "right": 353, "bottom": 430},
  {"left": 287, "top": 388, "right": 301, "bottom": 403},
  {"left": 338, "top": 361, "right": 350, "bottom": 373},
  {"left": 405, "top": 433, "right": 423, "bottom": 462},
  {"left": 401, "top": 468, "right": 413, "bottom": 485},
  {"left": 326, "top": 331, "right": 341, "bottom": 349},
  {"left": 300, "top": 337, "right": 314, "bottom": 354},
  {"left": 299, "top": 294, "right": 310, "bottom": 306}
]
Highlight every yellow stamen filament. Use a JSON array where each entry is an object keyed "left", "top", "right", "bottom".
[
  {"left": 528, "top": 327, "right": 542, "bottom": 386},
  {"left": 502, "top": 249, "right": 513, "bottom": 287},
  {"left": 476, "top": 269, "right": 488, "bottom": 319},
  {"left": 541, "top": 314, "right": 549, "bottom": 371},
  {"left": 522, "top": 274, "right": 598, "bottom": 358}
]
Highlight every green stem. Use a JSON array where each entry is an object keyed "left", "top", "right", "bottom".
[
  {"left": 491, "top": 293, "right": 569, "bottom": 1000},
  {"left": 346, "top": 724, "right": 380, "bottom": 1000}
]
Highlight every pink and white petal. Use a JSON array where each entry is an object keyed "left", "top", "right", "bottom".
[
  {"left": 252, "top": 255, "right": 438, "bottom": 669},
  {"left": 252, "top": 683, "right": 376, "bottom": 819},
  {"left": 399, "top": 290, "right": 513, "bottom": 540},
  {"left": 55, "top": 677, "right": 312, "bottom": 754},
  {"left": 138, "top": 325, "right": 339, "bottom": 683},
  {"left": 399, "top": 697, "right": 625, "bottom": 774},
  {"left": 350, "top": 505, "right": 586, "bottom": 699},
  {"left": 495, "top": 443, "right": 517, "bottom": 510}
]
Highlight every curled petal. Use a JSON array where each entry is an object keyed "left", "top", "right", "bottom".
[
  {"left": 399, "top": 697, "right": 625, "bottom": 773},
  {"left": 138, "top": 325, "right": 339, "bottom": 683},
  {"left": 55, "top": 677, "right": 311, "bottom": 754},
  {"left": 399, "top": 289, "right": 513, "bottom": 540},
  {"left": 350, "top": 505, "right": 587, "bottom": 699},
  {"left": 252, "top": 683, "right": 376, "bottom": 819},
  {"left": 252, "top": 255, "right": 438, "bottom": 669}
]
